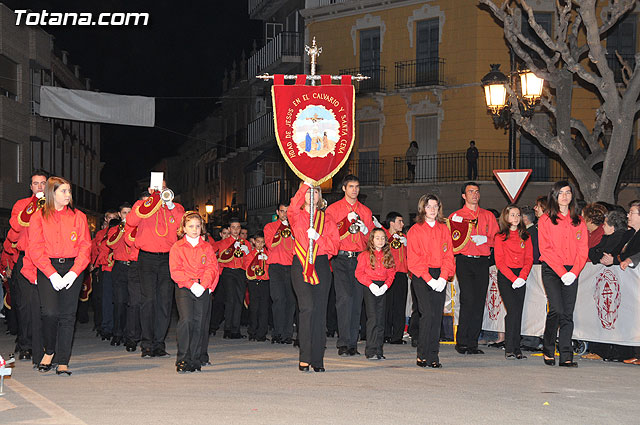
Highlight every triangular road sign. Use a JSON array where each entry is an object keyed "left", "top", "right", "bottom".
[{"left": 493, "top": 169, "right": 532, "bottom": 203}]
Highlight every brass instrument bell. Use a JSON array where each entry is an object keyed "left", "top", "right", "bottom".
[
  {"left": 348, "top": 213, "right": 361, "bottom": 234},
  {"left": 233, "top": 248, "right": 244, "bottom": 258},
  {"left": 161, "top": 188, "right": 174, "bottom": 203},
  {"left": 37, "top": 196, "right": 46, "bottom": 208},
  {"left": 281, "top": 227, "right": 292, "bottom": 238},
  {"left": 390, "top": 238, "right": 402, "bottom": 249},
  {"left": 254, "top": 266, "right": 265, "bottom": 276}
]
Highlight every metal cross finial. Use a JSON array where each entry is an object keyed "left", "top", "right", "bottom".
[{"left": 305, "top": 37, "right": 322, "bottom": 84}]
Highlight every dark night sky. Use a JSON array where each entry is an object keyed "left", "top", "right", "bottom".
[{"left": 4, "top": 0, "right": 262, "bottom": 209}]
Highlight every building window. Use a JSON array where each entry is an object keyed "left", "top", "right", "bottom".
[
  {"left": 414, "top": 115, "right": 438, "bottom": 180},
  {"left": 358, "top": 121, "right": 380, "bottom": 185},
  {"left": 265, "top": 22, "right": 283, "bottom": 43},
  {"left": 0, "top": 55, "right": 18, "bottom": 100},
  {"left": 32, "top": 139, "right": 42, "bottom": 170},
  {"left": 607, "top": 14, "right": 636, "bottom": 82},
  {"left": 263, "top": 161, "right": 282, "bottom": 183},
  {"left": 520, "top": 12, "right": 553, "bottom": 64},
  {"left": 0, "top": 140, "right": 18, "bottom": 182}
]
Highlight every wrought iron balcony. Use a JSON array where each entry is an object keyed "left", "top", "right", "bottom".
[
  {"left": 345, "top": 159, "right": 385, "bottom": 186},
  {"left": 339, "top": 66, "right": 386, "bottom": 94},
  {"left": 246, "top": 179, "right": 296, "bottom": 211},
  {"left": 395, "top": 58, "right": 445, "bottom": 89},
  {"left": 248, "top": 112, "right": 275, "bottom": 150},
  {"left": 248, "top": 32, "right": 303, "bottom": 78}
]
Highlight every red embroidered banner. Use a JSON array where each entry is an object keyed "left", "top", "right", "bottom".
[{"left": 271, "top": 76, "right": 355, "bottom": 185}]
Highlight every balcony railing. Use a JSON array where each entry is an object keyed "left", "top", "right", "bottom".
[
  {"left": 246, "top": 179, "right": 296, "bottom": 211},
  {"left": 236, "top": 128, "right": 248, "bottom": 152},
  {"left": 395, "top": 58, "right": 445, "bottom": 89},
  {"left": 339, "top": 66, "right": 386, "bottom": 93},
  {"left": 248, "top": 32, "right": 303, "bottom": 78},
  {"left": 248, "top": 112, "right": 275, "bottom": 149},
  {"left": 606, "top": 53, "right": 635, "bottom": 83},
  {"left": 345, "top": 159, "right": 385, "bottom": 186},
  {"left": 304, "top": 0, "right": 348, "bottom": 8}
]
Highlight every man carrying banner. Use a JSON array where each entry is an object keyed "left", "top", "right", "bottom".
[
  {"left": 326, "top": 175, "right": 374, "bottom": 356},
  {"left": 126, "top": 178, "right": 184, "bottom": 358},
  {"left": 264, "top": 203, "right": 296, "bottom": 344},
  {"left": 9, "top": 169, "right": 48, "bottom": 363},
  {"left": 448, "top": 182, "right": 498, "bottom": 354}
]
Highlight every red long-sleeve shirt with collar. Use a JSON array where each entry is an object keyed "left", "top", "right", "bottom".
[
  {"left": 19, "top": 253, "right": 37, "bottom": 284},
  {"left": 97, "top": 229, "right": 114, "bottom": 272},
  {"left": 169, "top": 237, "right": 219, "bottom": 291},
  {"left": 494, "top": 230, "right": 533, "bottom": 282},
  {"left": 538, "top": 212, "right": 588, "bottom": 277},
  {"left": 9, "top": 196, "right": 37, "bottom": 252},
  {"left": 28, "top": 207, "right": 91, "bottom": 278},
  {"left": 243, "top": 248, "right": 270, "bottom": 281},
  {"left": 355, "top": 250, "right": 395, "bottom": 288},
  {"left": 288, "top": 184, "right": 339, "bottom": 258},
  {"left": 407, "top": 221, "right": 455, "bottom": 281},
  {"left": 217, "top": 237, "right": 250, "bottom": 270},
  {"left": 126, "top": 199, "right": 184, "bottom": 253},
  {"left": 448, "top": 205, "right": 499, "bottom": 256},
  {"left": 325, "top": 197, "right": 374, "bottom": 253},
  {"left": 384, "top": 228, "right": 408, "bottom": 273},
  {"left": 123, "top": 224, "right": 140, "bottom": 261},
  {"left": 106, "top": 225, "right": 131, "bottom": 262},
  {"left": 264, "top": 220, "right": 294, "bottom": 266},
  {"left": 91, "top": 228, "right": 107, "bottom": 266},
  {"left": 1, "top": 238, "right": 17, "bottom": 270}
]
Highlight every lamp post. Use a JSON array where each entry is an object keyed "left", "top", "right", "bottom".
[
  {"left": 205, "top": 199, "right": 214, "bottom": 223},
  {"left": 481, "top": 53, "right": 544, "bottom": 169}
]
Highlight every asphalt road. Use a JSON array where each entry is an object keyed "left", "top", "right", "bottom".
[{"left": 1, "top": 322, "right": 638, "bottom": 425}]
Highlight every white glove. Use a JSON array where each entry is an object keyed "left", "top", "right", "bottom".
[
  {"left": 208, "top": 289, "right": 212, "bottom": 294},
  {"left": 451, "top": 214, "right": 463, "bottom": 223},
  {"left": 234, "top": 241, "right": 241, "bottom": 248},
  {"left": 512, "top": 278, "right": 526, "bottom": 289},
  {"left": 372, "top": 216, "right": 382, "bottom": 228},
  {"left": 377, "top": 284, "right": 388, "bottom": 296},
  {"left": 190, "top": 282, "right": 205, "bottom": 297},
  {"left": 561, "top": 272, "right": 577, "bottom": 286},
  {"left": 62, "top": 271, "right": 78, "bottom": 289},
  {"left": 34, "top": 279, "right": 38, "bottom": 285},
  {"left": 282, "top": 220, "right": 288, "bottom": 226},
  {"left": 470, "top": 235, "right": 488, "bottom": 246},
  {"left": 49, "top": 273, "right": 64, "bottom": 291},
  {"left": 165, "top": 201, "right": 175, "bottom": 210},
  {"left": 357, "top": 220, "right": 368, "bottom": 235},
  {"left": 399, "top": 236, "right": 407, "bottom": 246},
  {"left": 347, "top": 212, "right": 358, "bottom": 222},
  {"left": 435, "top": 277, "right": 447, "bottom": 292},
  {"left": 307, "top": 228, "right": 320, "bottom": 241},
  {"left": 258, "top": 253, "right": 268, "bottom": 261},
  {"left": 240, "top": 245, "right": 250, "bottom": 255},
  {"left": 427, "top": 279, "right": 439, "bottom": 291},
  {"left": 369, "top": 283, "right": 380, "bottom": 295}
]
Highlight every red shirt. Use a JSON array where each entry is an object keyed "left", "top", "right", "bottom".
[
  {"left": 169, "top": 237, "right": 219, "bottom": 290},
  {"left": 19, "top": 253, "right": 37, "bottom": 284},
  {"left": 539, "top": 212, "right": 588, "bottom": 277},
  {"left": 106, "top": 225, "right": 131, "bottom": 262},
  {"left": 407, "top": 221, "right": 455, "bottom": 281},
  {"left": 124, "top": 224, "right": 140, "bottom": 261},
  {"left": 355, "top": 250, "right": 395, "bottom": 288},
  {"left": 448, "top": 205, "right": 499, "bottom": 256},
  {"left": 264, "top": 220, "right": 294, "bottom": 266},
  {"left": 384, "top": 228, "right": 408, "bottom": 273},
  {"left": 243, "top": 249, "right": 270, "bottom": 281},
  {"left": 1, "top": 238, "right": 17, "bottom": 271},
  {"left": 288, "top": 184, "right": 339, "bottom": 258},
  {"left": 9, "top": 196, "right": 36, "bottom": 252},
  {"left": 217, "top": 237, "right": 250, "bottom": 270},
  {"left": 28, "top": 207, "right": 92, "bottom": 278},
  {"left": 91, "top": 228, "right": 107, "bottom": 267},
  {"left": 126, "top": 199, "right": 185, "bottom": 253},
  {"left": 494, "top": 230, "right": 533, "bottom": 282},
  {"left": 325, "top": 197, "right": 374, "bottom": 252},
  {"left": 97, "top": 228, "right": 115, "bottom": 272}
]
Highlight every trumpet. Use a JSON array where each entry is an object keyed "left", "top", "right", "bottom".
[
  {"left": 36, "top": 192, "right": 46, "bottom": 208},
  {"left": 281, "top": 228, "right": 292, "bottom": 238},
  {"left": 319, "top": 198, "right": 328, "bottom": 210},
  {"left": 161, "top": 188, "right": 174, "bottom": 203},
  {"left": 118, "top": 221, "right": 125, "bottom": 232},
  {"left": 390, "top": 238, "right": 402, "bottom": 249},
  {"left": 254, "top": 266, "right": 265, "bottom": 276},
  {"left": 348, "top": 213, "right": 361, "bottom": 234},
  {"left": 233, "top": 248, "right": 244, "bottom": 258}
]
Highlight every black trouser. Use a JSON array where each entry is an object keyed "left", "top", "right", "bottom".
[
  {"left": 138, "top": 251, "right": 173, "bottom": 351},
  {"left": 269, "top": 264, "right": 295, "bottom": 340},
  {"left": 497, "top": 268, "right": 526, "bottom": 354},
  {"left": 125, "top": 260, "right": 142, "bottom": 345},
  {"left": 14, "top": 253, "right": 38, "bottom": 352},
  {"left": 363, "top": 280, "right": 386, "bottom": 357},
  {"left": 292, "top": 255, "right": 331, "bottom": 368},
  {"left": 175, "top": 286, "right": 210, "bottom": 367},
  {"left": 467, "top": 160, "right": 477, "bottom": 180},
  {"left": 541, "top": 263, "right": 578, "bottom": 363},
  {"left": 199, "top": 293, "right": 212, "bottom": 364},
  {"left": 111, "top": 262, "right": 129, "bottom": 338},
  {"left": 455, "top": 255, "right": 490, "bottom": 349},
  {"left": 408, "top": 279, "right": 419, "bottom": 339},
  {"left": 248, "top": 279, "right": 270, "bottom": 339},
  {"left": 37, "top": 259, "right": 84, "bottom": 366},
  {"left": 413, "top": 270, "right": 446, "bottom": 363},
  {"left": 332, "top": 255, "right": 363, "bottom": 349},
  {"left": 210, "top": 271, "right": 226, "bottom": 333},
  {"left": 101, "top": 270, "right": 114, "bottom": 334},
  {"left": 385, "top": 272, "right": 408, "bottom": 341},
  {"left": 92, "top": 269, "right": 103, "bottom": 332},
  {"left": 326, "top": 276, "right": 337, "bottom": 335},
  {"left": 222, "top": 268, "right": 246, "bottom": 334}
]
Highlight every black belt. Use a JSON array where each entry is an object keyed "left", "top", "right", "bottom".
[
  {"left": 460, "top": 255, "right": 488, "bottom": 259},
  {"left": 50, "top": 257, "right": 74, "bottom": 263},
  {"left": 338, "top": 250, "right": 360, "bottom": 258},
  {"left": 140, "top": 250, "right": 169, "bottom": 256},
  {"left": 115, "top": 260, "right": 131, "bottom": 266}
]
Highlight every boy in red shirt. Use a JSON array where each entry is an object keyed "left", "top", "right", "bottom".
[{"left": 244, "top": 231, "right": 270, "bottom": 342}]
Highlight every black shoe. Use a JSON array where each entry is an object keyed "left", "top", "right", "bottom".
[
  {"left": 467, "top": 348, "right": 484, "bottom": 355},
  {"left": 389, "top": 339, "right": 406, "bottom": 345},
  {"left": 377, "top": 354, "right": 386, "bottom": 360},
  {"left": 101, "top": 332, "right": 112, "bottom": 341},
  {"left": 153, "top": 349, "right": 170, "bottom": 357},
  {"left": 248, "top": 336, "right": 256, "bottom": 341},
  {"left": 55, "top": 366, "right": 72, "bottom": 376},
  {"left": 176, "top": 361, "right": 192, "bottom": 373},
  {"left": 488, "top": 341, "right": 505, "bottom": 349},
  {"left": 455, "top": 345, "right": 468, "bottom": 354},
  {"left": 505, "top": 353, "right": 516, "bottom": 360},
  {"left": 428, "top": 361, "right": 442, "bottom": 368},
  {"left": 516, "top": 353, "right": 527, "bottom": 360},
  {"left": 125, "top": 343, "right": 136, "bottom": 352},
  {"left": 366, "top": 354, "right": 378, "bottom": 360},
  {"left": 384, "top": 337, "right": 391, "bottom": 343},
  {"left": 229, "top": 333, "right": 245, "bottom": 339},
  {"left": 326, "top": 331, "right": 335, "bottom": 338},
  {"left": 338, "top": 346, "right": 349, "bottom": 356},
  {"left": 141, "top": 349, "right": 153, "bottom": 358},
  {"left": 313, "top": 367, "right": 325, "bottom": 372},
  {"left": 411, "top": 339, "right": 418, "bottom": 348},
  {"left": 559, "top": 361, "right": 578, "bottom": 368},
  {"left": 256, "top": 337, "right": 267, "bottom": 342},
  {"left": 201, "top": 361, "right": 212, "bottom": 367},
  {"left": 38, "top": 362, "right": 53, "bottom": 373},
  {"left": 348, "top": 347, "right": 360, "bottom": 356},
  {"left": 209, "top": 330, "right": 216, "bottom": 336},
  {"left": 223, "top": 331, "right": 232, "bottom": 339},
  {"left": 298, "top": 363, "right": 310, "bottom": 372},
  {"left": 110, "top": 336, "right": 122, "bottom": 346},
  {"left": 543, "top": 357, "right": 555, "bottom": 366},
  {"left": 19, "top": 350, "right": 32, "bottom": 360},
  {"left": 293, "top": 339, "right": 299, "bottom": 347},
  {"left": 271, "top": 336, "right": 281, "bottom": 344},
  {"left": 417, "top": 359, "right": 427, "bottom": 368},
  {"left": 281, "top": 337, "right": 293, "bottom": 345}
]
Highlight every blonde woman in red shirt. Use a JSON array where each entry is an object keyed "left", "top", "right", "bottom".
[
  {"left": 494, "top": 205, "right": 533, "bottom": 360},
  {"left": 28, "top": 177, "right": 91, "bottom": 375},
  {"left": 169, "top": 212, "right": 219, "bottom": 373},
  {"left": 538, "top": 181, "right": 588, "bottom": 367},
  {"left": 356, "top": 228, "right": 396, "bottom": 360},
  {"left": 407, "top": 194, "right": 455, "bottom": 368}
]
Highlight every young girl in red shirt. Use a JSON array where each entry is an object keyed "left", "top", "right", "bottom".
[
  {"left": 356, "top": 228, "right": 395, "bottom": 360},
  {"left": 169, "top": 212, "right": 219, "bottom": 373},
  {"left": 494, "top": 205, "right": 533, "bottom": 360}
]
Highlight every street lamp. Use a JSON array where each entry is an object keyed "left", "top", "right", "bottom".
[{"left": 205, "top": 200, "right": 214, "bottom": 215}]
